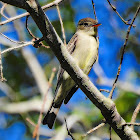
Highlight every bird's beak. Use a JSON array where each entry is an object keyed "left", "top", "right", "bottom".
[{"left": 92, "top": 23, "right": 101, "bottom": 27}]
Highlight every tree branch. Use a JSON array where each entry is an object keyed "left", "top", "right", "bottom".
[
  {"left": 0, "top": 0, "right": 139, "bottom": 139},
  {"left": 106, "top": 0, "right": 136, "bottom": 27},
  {"left": 83, "top": 122, "right": 105, "bottom": 137},
  {"left": 0, "top": 0, "right": 26, "bottom": 9},
  {"left": 131, "top": 103, "right": 140, "bottom": 130},
  {"left": 109, "top": 5, "right": 140, "bottom": 99},
  {"left": 0, "top": 0, "right": 64, "bottom": 25}
]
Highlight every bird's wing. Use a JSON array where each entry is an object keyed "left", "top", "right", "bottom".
[
  {"left": 67, "top": 33, "right": 78, "bottom": 54},
  {"left": 55, "top": 33, "right": 78, "bottom": 94},
  {"left": 64, "top": 36, "right": 99, "bottom": 104},
  {"left": 64, "top": 85, "right": 79, "bottom": 104}
]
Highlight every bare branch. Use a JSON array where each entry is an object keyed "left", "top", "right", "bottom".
[
  {"left": 100, "top": 89, "right": 110, "bottom": 93},
  {"left": 25, "top": 15, "right": 36, "bottom": 39},
  {"left": 1, "top": 41, "right": 33, "bottom": 55},
  {"left": 0, "top": 3, "right": 8, "bottom": 19},
  {"left": 4, "top": 4, "right": 53, "bottom": 100},
  {"left": 0, "top": 0, "right": 26, "bottom": 9},
  {"left": 0, "top": 82, "right": 16, "bottom": 100},
  {"left": 0, "top": 98, "right": 49, "bottom": 113},
  {"left": 109, "top": 126, "right": 112, "bottom": 140},
  {"left": 83, "top": 122, "right": 105, "bottom": 137},
  {"left": 107, "top": 0, "right": 136, "bottom": 27},
  {"left": 33, "top": 68, "right": 56, "bottom": 140},
  {"left": 26, "top": 118, "right": 36, "bottom": 127},
  {"left": 109, "top": 5, "right": 140, "bottom": 99},
  {"left": 0, "top": 49, "right": 6, "bottom": 82},
  {"left": 131, "top": 103, "right": 140, "bottom": 130},
  {"left": 56, "top": 4, "right": 66, "bottom": 46},
  {"left": 0, "top": 0, "right": 64, "bottom": 25},
  {"left": 0, "top": 32, "right": 24, "bottom": 44},
  {"left": 53, "top": 115, "right": 81, "bottom": 140},
  {"left": 123, "top": 123, "right": 140, "bottom": 127},
  {"left": 64, "top": 118, "right": 75, "bottom": 140},
  {"left": 91, "top": 0, "right": 97, "bottom": 21}
]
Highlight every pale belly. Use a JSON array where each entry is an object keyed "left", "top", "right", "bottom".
[
  {"left": 62, "top": 32, "right": 98, "bottom": 81},
  {"left": 72, "top": 32, "right": 98, "bottom": 71}
]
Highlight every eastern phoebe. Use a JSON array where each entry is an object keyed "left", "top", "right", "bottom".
[{"left": 42, "top": 18, "right": 101, "bottom": 129}]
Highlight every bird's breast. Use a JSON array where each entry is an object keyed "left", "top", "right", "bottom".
[{"left": 72, "top": 31, "right": 98, "bottom": 70}]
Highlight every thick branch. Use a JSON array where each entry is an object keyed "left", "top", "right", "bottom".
[
  {"left": 0, "top": 0, "right": 26, "bottom": 9},
  {"left": 0, "top": 0, "right": 139, "bottom": 139}
]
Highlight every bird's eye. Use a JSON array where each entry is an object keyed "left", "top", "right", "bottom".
[{"left": 84, "top": 23, "right": 88, "bottom": 26}]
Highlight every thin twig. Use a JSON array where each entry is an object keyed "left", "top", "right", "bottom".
[
  {"left": 25, "top": 17, "right": 48, "bottom": 49},
  {"left": 33, "top": 68, "right": 56, "bottom": 139},
  {"left": 0, "top": 3, "right": 8, "bottom": 19},
  {"left": 0, "top": 0, "right": 64, "bottom": 26},
  {"left": 32, "top": 37, "right": 49, "bottom": 49},
  {"left": 100, "top": 89, "right": 110, "bottom": 93},
  {"left": 107, "top": 0, "right": 136, "bottom": 27},
  {"left": 82, "top": 122, "right": 105, "bottom": 137},
  {"left": 123, "top": 123, "right": 140, "bottom": 127},
  {"left": 1, "top": 42, "right": 33, "bottom": 55},
  {"left": 131, "top": 102, "right": 140, "bottom": 130},
  {"left": 0, "top": 32, "right": 24, "bottom": 44},
  {"left": 25, "top": 15, "right": 36, "bottom": 39},
  {"left": 64, "top": 118, "right": 75, "bottom": 140},
  {"left": 26, "top": 118, "right": 36, "bottom": 127},
  {"left": 56, "top": 4, "right": 66, "bottom": 46},
  {"left": 109, "top": 126, "right": 112, "bottom": 140},
  {"left": 109, "top": 5, "right": 140, "bottom": 99},
  {"left": 91, "top": 0, "right": 97, "bottom": 21},
  {"left": 0, "top": 49, "right": 6, "bottom": 82}
]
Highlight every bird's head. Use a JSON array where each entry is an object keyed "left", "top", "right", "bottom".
[{"left": 77, "top": 18, "right": 101, "bottom": 36}]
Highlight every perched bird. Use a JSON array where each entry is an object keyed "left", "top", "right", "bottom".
[{"left": 42, "top": 18, "right": 101, "bottom": 129}]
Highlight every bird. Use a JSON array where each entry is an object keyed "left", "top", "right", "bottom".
[{"left": 42, "top": 17, "right": 101, "bottom": 129}]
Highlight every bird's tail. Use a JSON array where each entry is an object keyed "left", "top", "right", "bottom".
[{"left": 42, "top": 102, "right": 62, "bottom": 129}]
